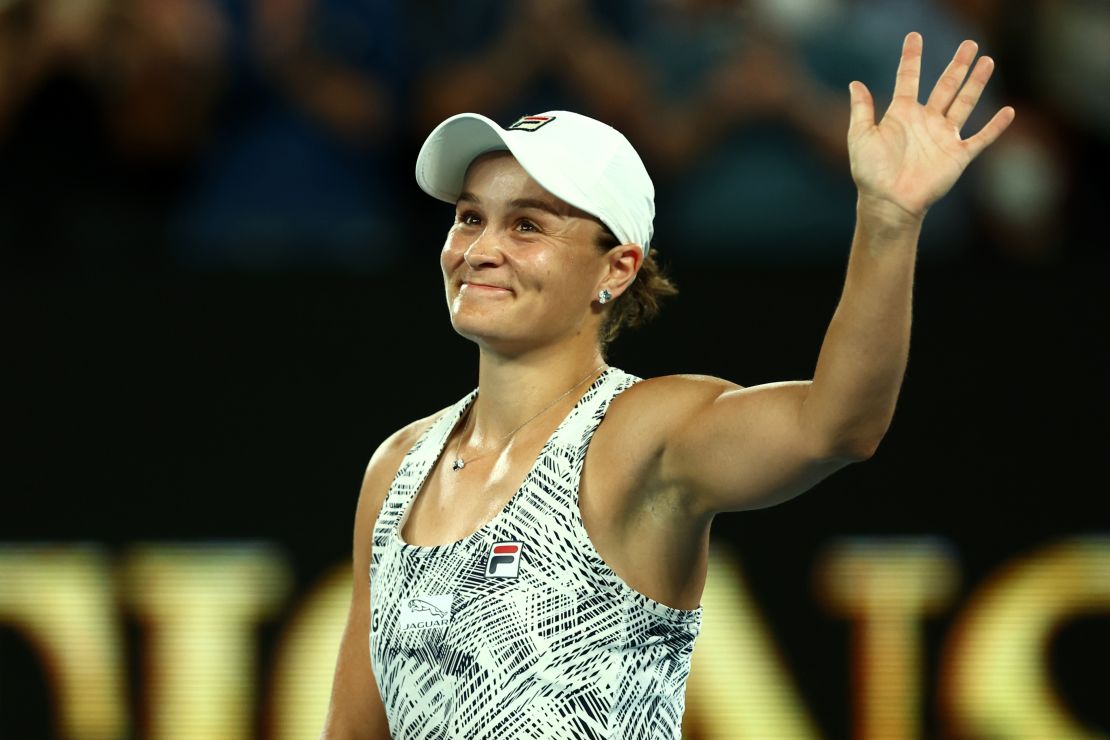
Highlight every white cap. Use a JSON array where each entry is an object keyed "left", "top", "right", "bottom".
[{"left": 415, "top": 111, "right": 655, "bottom": 255}]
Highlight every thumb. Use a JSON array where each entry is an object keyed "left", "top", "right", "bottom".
[{"left": 848, "top": 81, "right": 875, "bottom": 136}]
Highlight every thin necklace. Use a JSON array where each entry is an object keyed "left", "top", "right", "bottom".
[{"left": 451, "top": 364, "right": 608, "bottom": 472}]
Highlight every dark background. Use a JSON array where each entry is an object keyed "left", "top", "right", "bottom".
[
  {"left": 3, "top": 0, "right": 1109, "bottom": 737},
  {"left": 5, "top": 260, "right": 1108, "bottom": 738}
]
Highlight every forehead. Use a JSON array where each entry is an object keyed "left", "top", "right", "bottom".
[
  {"left": 458, "top": 152, "right": 611, "bottom": 238},
  {"left": 461, "top": 152, "right": 572, "bottom": 209}
]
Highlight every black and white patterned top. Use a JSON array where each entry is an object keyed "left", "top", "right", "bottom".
[{"left": 369, "top": 366, "right": 702, "bottom": 739}]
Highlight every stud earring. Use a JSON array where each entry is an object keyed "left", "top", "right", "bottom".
[{"left": 598, "top": 289, "right": 612, "bottom": 304}]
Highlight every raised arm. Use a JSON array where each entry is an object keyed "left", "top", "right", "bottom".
[
  {"left": 657, "top": 32, "right": 1015, "bottom": 516},
  {"left": 806, "top": 32, "right": 1013, "bottom": 451}
]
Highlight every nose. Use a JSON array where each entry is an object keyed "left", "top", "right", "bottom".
[{"left": 461, "top": 228, "right": 504, "bottom": 269}]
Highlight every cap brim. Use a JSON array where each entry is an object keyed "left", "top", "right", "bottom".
[
  {"left": 416, "top": 111, "right": 653, "bottom": 255},
  {"left": 415, "top": 111, "right": 637, "bottom": 254},
  {"left": 415, "top": 113, "right": 598, "bottom": 223},
  {"left": 415, "top": 113, "right": 511, "bottom": 204}
]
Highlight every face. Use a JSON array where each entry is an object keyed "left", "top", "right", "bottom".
[{"left": 440, "top": 151, "right": 625, "bottom": 355}]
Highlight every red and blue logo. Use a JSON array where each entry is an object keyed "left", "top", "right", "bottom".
[
  {"left": 486, "top": 540, "right": 525, "bottom": 578},
  {"left": 507, "top": 115, "right": 555, "bottom": 132}
]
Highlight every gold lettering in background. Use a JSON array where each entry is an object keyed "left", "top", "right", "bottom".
[
  {"left": 121, "top": 544, "right": 291, "bottom": 740},
  {"left": 269, "top": 564, "right": 348, "bottom": 740},
  {"left": 940, "top": 537, "right": 1110, "bottom": 740},
  {"left": 0, "top": 545, "right": 127, "bottom": 739},
  {"left": 0, "top": 538, "right": 1107, "bottom": 739},
  {"left": 686, "top": 542, "right": 821, "bottom": 739},
  {"left": 816, "top": 538, "right": 958, "bottom": 740}
]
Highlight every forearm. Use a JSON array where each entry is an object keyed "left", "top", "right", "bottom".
[{"left": 801, "top": 195, "right": 923, "bottom": 457}]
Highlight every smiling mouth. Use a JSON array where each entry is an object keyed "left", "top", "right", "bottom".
[{"left": 462, "top": 283, "right": 511, "bottom": 293}]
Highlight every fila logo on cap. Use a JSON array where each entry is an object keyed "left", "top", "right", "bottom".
[
  {"left": 507, "top": 115, "right": 556, "bottom": 132},
  {"left": 486, "top": 540, "right": 525, "bottom": 578}
]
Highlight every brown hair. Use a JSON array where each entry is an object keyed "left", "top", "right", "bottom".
[{"left": 594, "top": 224, "right": 678, "bottom": 356}]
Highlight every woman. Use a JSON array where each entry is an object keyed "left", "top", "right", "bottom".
[{"left": 321, "top": 33, "right": 1013, "bottom": 739}]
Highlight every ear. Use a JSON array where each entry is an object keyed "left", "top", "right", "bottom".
[{"left": 601, "top": 243, "right": 644, "bottom": 299}]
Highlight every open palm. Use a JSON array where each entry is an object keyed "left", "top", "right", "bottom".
[{"left": 848, "top": 33, "right": 1015, "bottom": 218}]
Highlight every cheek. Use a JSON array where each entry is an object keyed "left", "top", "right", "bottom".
[
  {"left": 441, "top": 229, "right": 467, "bottom": 268},
  {"left": 527, "top": 254, "right": 564, "bottom": 293},
  {"left": 537, "top": 259, "right": 591, "bottom": 305},
  {"left": 443, "top": 227, "right": 461, "bottom": 253}
]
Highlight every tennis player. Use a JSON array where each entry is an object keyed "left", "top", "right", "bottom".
[{"left": 320, "top": 32, "right": 1014, "bottom": 739}]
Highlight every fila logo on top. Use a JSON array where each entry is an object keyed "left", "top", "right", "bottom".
[
  {"left": 508, "top": 115, "right": 555, "bottom": 132},
  {"left": 486, "top": 541, "right": 526, "bottom": 578}
]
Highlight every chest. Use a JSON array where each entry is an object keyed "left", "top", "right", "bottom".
[
  {"left": 398, "top": 420, "right": 640, "bottom": 550},
  {"left": 397, "top": 406, "right": 710, "bottom": 611},
  {"left": 395, "top": 386, "right": 714, "bottom": 612}
]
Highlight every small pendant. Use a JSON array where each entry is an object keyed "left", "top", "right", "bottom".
[{"left": 452, "top": 458, "right": 465, "bottom": 471}]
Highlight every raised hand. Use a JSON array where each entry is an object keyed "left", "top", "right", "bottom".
[{"left": 847, "top": 32, "right": 1015, "bottom": 220}]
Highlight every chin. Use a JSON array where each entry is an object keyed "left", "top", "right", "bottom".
[{"left": 449, "top": 314, "right": 532, "bottom": 351}]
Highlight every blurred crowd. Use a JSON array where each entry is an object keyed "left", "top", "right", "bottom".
[{"left": 1, "top": 0, "right": 1106, "bottom": 273}]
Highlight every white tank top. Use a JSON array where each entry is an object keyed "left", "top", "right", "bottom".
[{"left": 369, "top": 366, "right": 702, "bottom": 739}]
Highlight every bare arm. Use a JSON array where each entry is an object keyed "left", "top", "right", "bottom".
[
  {"left": 319, "top": 431, "right": 410, "bottom": 739},
  {"left": 657, "top": 33, "right": 1015, "bottom": 516},
  {"left": 802, "top": 33, "right": 1014, "bottom": 454}
]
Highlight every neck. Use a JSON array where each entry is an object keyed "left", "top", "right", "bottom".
[{"left": 468, "top": 341, "right": 607, "bottom": 444}]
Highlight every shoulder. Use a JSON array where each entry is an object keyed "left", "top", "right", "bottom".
[
  {"left": 356, "top": 404, "right": 453, "bottom": 514},
  {"left": 603, "top": 372, "right": 744, "bottom": 450},
  {"left": 613, "top": 372, "right": 744, "bottom": 423},
  {"left": 365, "top": 405, "right": 451, "bottom": 482},
  {"left": 629, "top": 372, "right": 744, "bottom": 397}
]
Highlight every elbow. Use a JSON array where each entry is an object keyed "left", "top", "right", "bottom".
[
  {"left": 800, "top": 390, "right": 893, "bottom": 464},
  {"left": 816, "top": 431, "right": 883, "bottom": 463},
  {"left": 823, "top": 416, "right": 893, "bottom": 462},
  {"left": 845, "top": 439, "right": 881, "bottom": 462}
]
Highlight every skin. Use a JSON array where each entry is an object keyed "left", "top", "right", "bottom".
[{"left": 321, "top": 32, "right": 1014, "bottom": 738}]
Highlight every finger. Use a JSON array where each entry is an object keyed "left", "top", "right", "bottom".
[
  {"left": 848, "top": 81, "right": 876, "bottom": 135},
  {"left": 925, "top": 39, "right": 978, "bottom": 113},
  {"left": 947, "top": 55, "right": 995, "bottom": 131},
  {"left": 892, "top": 31, "right": 923, "bottom": 102},
  {"left": 964, "top": 105, "right": 1016, "bottom": 160}
]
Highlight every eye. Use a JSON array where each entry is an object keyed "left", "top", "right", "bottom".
[
  {"left": 516, "top": 219, "right": 539, "bottom": 233},
  {"left": 458, "top": 211, "right": 482, "bottom": 226}
]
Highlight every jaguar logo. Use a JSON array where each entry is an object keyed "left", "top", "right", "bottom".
[{"left": 407, "top": 598, "right": 448, "bottom": 620}]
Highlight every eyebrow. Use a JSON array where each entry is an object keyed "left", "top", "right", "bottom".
[{"left": 456, "top": 191, "right": 570, "bottom": 219}]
